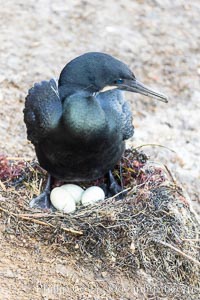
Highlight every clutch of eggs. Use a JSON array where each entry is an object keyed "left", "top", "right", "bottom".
[{"left": 50, "top": 184, "right": 105, "bottom": 213}]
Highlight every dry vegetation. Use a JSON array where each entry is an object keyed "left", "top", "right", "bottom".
[{"left": 0, "top": 149, "right": 199, "bottom": 299}]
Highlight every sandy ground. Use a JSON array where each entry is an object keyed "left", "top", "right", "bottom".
[{"left": 0, "top": 0, "right": 200, "bottom": 299}]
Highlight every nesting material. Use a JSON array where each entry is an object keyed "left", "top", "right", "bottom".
[{"left": 0, "top": 149, "right": 200, "bottom": 298}]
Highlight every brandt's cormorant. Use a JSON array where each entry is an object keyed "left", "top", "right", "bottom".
[{"left": 24, "top": 52, "right": 168, "bottom": 209}]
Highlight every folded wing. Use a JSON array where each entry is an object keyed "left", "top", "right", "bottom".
[
  {"left": 24, "top": 79, "right": 62, "bottom": 144},
  {"left": 97, "top": 90, "right": 134, "bottom": 141}
]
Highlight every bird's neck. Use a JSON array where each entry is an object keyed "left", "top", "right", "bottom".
[{"left": 59, "top": 84, "right": 93, "bottom": 100}]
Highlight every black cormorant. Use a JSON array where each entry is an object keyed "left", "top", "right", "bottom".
[{"left": 24, "top": 52, "right": 168, "bottom": 208}]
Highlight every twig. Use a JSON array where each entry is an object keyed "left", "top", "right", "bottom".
[
  {"left": 182, "top": 238, "right": 200, "bottom": 242},
  {"left": 192, "top": 245, "right": 200, "bottom": 250},
  {"left": 18, "top": 213, "right": 53, "bottom": 218},
  {"left": 107, "top": 187, "right": 131, "bottom": 201},
  {"left": 164, "top": 164, "right": 176, "bottom": 184},
  {"left": 135, "top": 143, "right": 176, "bottom": 153},
  {"left": 61, "top": 227, "right": 83, "bottom": 235},
  {"left": 0, "top": 206, "right": 54, "bottom": 227},
  {"left": 6, "top": 156, "right": 32, "bottom": 161},
  {"left": 154, "top": 239, "right": 200, "bottom": 267},
  {"left": 18, "top": 212, "right": 71, "bottom": 219},
  {"left": 19, "top": 216, "right": 55, "bottom": 227},
  {"left": 0, "top": 206, "right": 83, "bottom": 235},
  {"left": 0, "top": 180, "right": 6, "bottom": 192}
]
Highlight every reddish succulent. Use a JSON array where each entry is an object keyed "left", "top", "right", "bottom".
[{"left": 0, "top": 154, "right": 25, "bottom": 182}]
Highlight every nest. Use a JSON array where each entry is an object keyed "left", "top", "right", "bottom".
[{"left": 0, "top": 149, "right": 200, "bottom": 298}]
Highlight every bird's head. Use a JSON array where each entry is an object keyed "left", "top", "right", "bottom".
[{"left": 59, "top": 52, "right": 168, "bottom": 103}]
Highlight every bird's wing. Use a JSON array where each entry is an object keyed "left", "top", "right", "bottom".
[
  {"left": 120, "top": 99, "right": 134, "bottom": 140},
  {"left": 97, "top": 90, "right": 134, "bottom": 141},
  {"left": 24, "top": 79, "right": 62, "bottom": 144}
]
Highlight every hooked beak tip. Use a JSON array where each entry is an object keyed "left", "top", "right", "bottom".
[{"left": 122, "top": 79, "right": 168, "bottom": 103}]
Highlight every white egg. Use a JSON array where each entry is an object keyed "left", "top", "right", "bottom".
[
  {"left": 50, "top": 187, "right": 76, "bottom": 213},
  {"left": 81, "top": 186, "right": 105, "bottom": 206},
  {"left": 63, "top": 199, "right": 76, "bottom": 213},
  {"left": 61, "top": 184, "right": 84, "bottom": 204}
]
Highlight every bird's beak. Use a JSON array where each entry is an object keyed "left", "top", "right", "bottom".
[{"left": 121, "top": 79, "right": 168, "bottom": 103}]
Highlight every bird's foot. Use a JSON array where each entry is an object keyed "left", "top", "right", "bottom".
[
  {"left": 104, "top": 171, "right": 127, "bottom": 199},
  {"left": 29, "top": 174, "right": 52, "bottom": 210},
  {"left": 29, "top": 191, "right": 51, "bottom": 209}
]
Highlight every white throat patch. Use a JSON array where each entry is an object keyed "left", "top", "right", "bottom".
[{"left": 100, "top": 85, "right": 117, "bottom": 93}]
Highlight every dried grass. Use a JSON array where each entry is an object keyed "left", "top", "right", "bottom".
[{"left": 0, "top": 149, "right": 199, "bottom": 297}]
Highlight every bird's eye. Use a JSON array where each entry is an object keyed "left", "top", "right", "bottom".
[{"left": 114, "top": 78, "right": 124, "bottom": 84}]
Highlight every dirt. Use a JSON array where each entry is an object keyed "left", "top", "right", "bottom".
[
  {"left": 0, "top": 0, "right": 200, "bottom": 299},
  {"left": 0, "top": 227, "right": 141, "bottom": 300}
]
